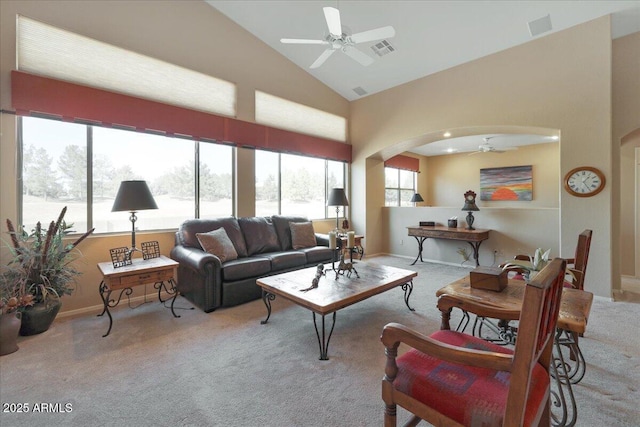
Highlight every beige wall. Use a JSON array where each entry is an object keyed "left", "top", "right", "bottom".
[
  {"left": 351, "top": 17, "right": 614, "bottom": 297},
  {"left": 0, "top": 0, "right": 348, "bottom": 315},
  {"left": 423, "top": 143, "right": 559, "bottom": 208},
  {"left": 613, "top": 32, "right": 640, "bottom": 279}
]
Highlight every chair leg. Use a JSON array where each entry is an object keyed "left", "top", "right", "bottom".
[{"left": 384, "top": 403, "right": 397, "bottom": 427}]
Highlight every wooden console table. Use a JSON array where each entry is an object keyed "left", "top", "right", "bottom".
[
  {"left": 97, "top": 255, "right": 180, "bottom": 337},
  {"left": 407, "top": 226, "right": 490, "bottom": 266}
]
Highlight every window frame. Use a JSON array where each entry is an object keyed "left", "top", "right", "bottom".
[{"left": 385, "top": 167, "right": 417, "bottom": 207}]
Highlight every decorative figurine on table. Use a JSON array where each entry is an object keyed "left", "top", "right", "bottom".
[
  {"left": 334, "top": 252, "right": 359, "bottom": 279},
  {"left": 300, "top": 264, "right": 325, "bottom": 292}
]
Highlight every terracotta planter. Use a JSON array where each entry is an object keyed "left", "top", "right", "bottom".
[
  {"left": 0, "top": 311, "right": 22, "bottom": 355},
  {"left": 19, "top": 299, "right": 62, "bottom": 336}
]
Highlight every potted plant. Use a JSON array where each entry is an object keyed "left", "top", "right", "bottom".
[
  {"left": 502, "top": 248, "right": 551, "bottom": 281},
  {"left": 1, "top": 207, "right": 94, "bottom": 336}
]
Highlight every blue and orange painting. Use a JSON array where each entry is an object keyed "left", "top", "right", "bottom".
[{"left": 480, "top": 165, "right": 532, "bottom": 201}]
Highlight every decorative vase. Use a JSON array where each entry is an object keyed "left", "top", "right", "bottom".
[
  {"left": 0, "top": 311, "right": 22, "bottom": 356},
  {"left": 19, "top": 299, "right": 62, "bottom": 336}
]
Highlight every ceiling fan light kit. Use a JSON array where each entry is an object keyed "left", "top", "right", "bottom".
[{"left": 280, "top": 7, "right": 395, "bottom": 69}]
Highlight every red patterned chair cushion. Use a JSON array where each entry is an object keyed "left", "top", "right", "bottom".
[{"left": 393, "top": 330, "right": 549, "bottom": 426}]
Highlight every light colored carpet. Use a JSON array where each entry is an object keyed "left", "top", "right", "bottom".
[{"left": 1, "top": 255, "right": 638, "bottom": 426}]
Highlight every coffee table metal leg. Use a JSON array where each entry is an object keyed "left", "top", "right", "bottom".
[
  {"left": 261, "top": 291, "right": 276, "bottom": 325},
  {"left": 401, "top": 280, "right": 415, "bottom": 311},
  {"left": 313, "top": 312, "right": 337, "bottom": 361}
]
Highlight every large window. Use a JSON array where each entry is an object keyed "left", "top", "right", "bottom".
[
  {"left": 385, "top": 167, "right": 416, "bottom": 207},
  {"left": 20, "top": 116, "right": 233, "bottom": 233},
  {"left": 255, "top": 150, "right": 346, "bottom": 219}
]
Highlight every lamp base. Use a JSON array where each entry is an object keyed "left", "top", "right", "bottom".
[{"left": 465, "top": 211, "right": 476, "bottom": 230}]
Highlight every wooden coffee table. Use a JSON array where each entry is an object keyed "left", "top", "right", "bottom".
[{"left": 256, "top": 262, "right": 417, "bottom": 360}]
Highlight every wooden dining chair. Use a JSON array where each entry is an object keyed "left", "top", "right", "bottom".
[
  {"left": 381, "top": 258, "right": 566, "bottom": 427},
  {"left": 564, "top": 229, "right": 592, "bottom": 291}
]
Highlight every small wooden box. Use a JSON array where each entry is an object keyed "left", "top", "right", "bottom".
[{"left": 470, "top": 266, "right": 508, "bottom": 292}]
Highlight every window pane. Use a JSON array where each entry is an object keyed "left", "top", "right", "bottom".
[
  {"left": 400, "top": 170, "right": 415, "bottom": 189},
  {"left": 385, "top": 167, "right": 398, "bottom": 187},
  {"left": 281, "top": 153, "right": 324, "bottom": 219},
  {"left": 385, "top": 189, "right": 398, "bottom": 207},
  {"left": 400, "top": 190, "right": 414, "bottom": 207},
  {"left": 255, "top": 150, "right": 279, "bottom": 217},
  {"left": 93, "top": 127, "right": 194, "bottom": 233},
  {"left": 327, "top": 160, "right": 345, "bottom": 190},
  {"left": 21, "top": 116, "right": 88, "bottom": 232},
  {"left": 200, "top": 142, "right": 233, "bottom": 218}
]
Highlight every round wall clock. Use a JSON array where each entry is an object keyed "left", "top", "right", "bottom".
[{"left": 564, "top": 166, "right": 605, "bottom": 197}]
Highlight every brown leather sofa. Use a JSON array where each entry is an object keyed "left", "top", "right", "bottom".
[{"left": 170, "top": 215, "right": 333, "bottom": 312}]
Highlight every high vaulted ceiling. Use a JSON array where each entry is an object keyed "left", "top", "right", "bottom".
[
  {"left": 206, "top": 1, "right": 639, "bottom": 155},
  {"left": 208, "top": 0, "right": 640, "bottom": 101}
]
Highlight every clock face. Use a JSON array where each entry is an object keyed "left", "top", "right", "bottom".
[{"left": 564, "top": 167, "right": 605, "bottom": 197}]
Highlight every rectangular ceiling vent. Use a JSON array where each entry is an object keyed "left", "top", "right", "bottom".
[
  {"left": 352, "top": 86, "right": 368, "bottom": 96},
  {"left": 528, "top": 14, "right": 553, "bottom": 37},
  {"left": 371, "top": 39, "right": 395, "bottom": 57}
]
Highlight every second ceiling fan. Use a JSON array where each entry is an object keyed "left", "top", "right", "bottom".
[
  {"left": 280, "top": 7, "right": 395, "bottom": 69},
  {"left": 468, "top": 137, "right": 519, "bottom": 155}
]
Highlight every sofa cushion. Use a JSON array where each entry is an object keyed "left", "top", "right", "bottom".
[
  {"left": 290, "top": 222, "right": 317, "bottom": 249},
  {"left": 260, "top": 251, "right": 307, "bottom": 271},
  {"left": 196, "top": 228, "right": 238, "bottom": 263},
  {"left": 222, "top": 257, "right": 272, "bottom": 282},
  {"left": 299, "top": 246, "right": 335, "bottom": 264},
  {"left": 272, "top": 215, "right": 309, "bottom": 250},
  {"left": 179, "top": 217, "right": 248, "bottom": 258},
  {"left": 239, "top": 217, "right": 280, "bottom": 256}
]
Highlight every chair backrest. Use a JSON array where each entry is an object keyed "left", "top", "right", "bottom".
[
  {"left": 504, "top": 257, "right": 567, "bottom": 425},
  {"left": 572, "top": 229, "right": 592, "bottom": 290}
]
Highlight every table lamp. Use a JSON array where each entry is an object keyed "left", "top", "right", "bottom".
[
  {"left": 327, "top": 188, "right": 349, "bottom": 232},
  {"left": 410, "top": 193, "right": 424, "bottom": 206},
  {"left": 461, "top": 190, "right": 479, "bottom": 230},
  {"left": 112, "top": 180, "right": 158, "bottom": 254}
]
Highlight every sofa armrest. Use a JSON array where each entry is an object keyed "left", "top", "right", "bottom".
[
  {"left": 170, "top": 245, "right": 222, "bottom": 271},
  {"left": 315, "top": 233, "right": 330, "bottom": 247}
]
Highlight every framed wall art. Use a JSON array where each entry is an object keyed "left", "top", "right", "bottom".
[{"left": 480, "top": 165, "right": 532, "bottom": 201}]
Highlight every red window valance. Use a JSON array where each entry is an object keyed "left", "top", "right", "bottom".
[
  {"left": 384, "top": 154, "right": 419, "bottom": 172},
  {"left": 11, "top": 70, "right": 351, "bottom": 162}
]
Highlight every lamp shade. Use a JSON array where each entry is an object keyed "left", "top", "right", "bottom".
[
  {"left": 112, "top": 180, "right": 158, "bottom": 212},
  {"left": 410, "top": 193, "right": 424, "bottom": 203},
  {"left": 327, "top": 188, "right": 349, "bottom": 206},
  {"left": 461, "top": 201, "right": 479, "bottom": 211}
]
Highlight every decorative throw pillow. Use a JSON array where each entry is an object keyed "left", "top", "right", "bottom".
[
  {"left": 290, "top": 222, "right": 317, "bottom": 249},
  {"left": 196, "top": 228, "right": 238, "bottom": 263}
]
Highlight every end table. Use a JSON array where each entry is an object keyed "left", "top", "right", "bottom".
[{"left": 97, "top": 255, "right": 180, "bottom": 337}]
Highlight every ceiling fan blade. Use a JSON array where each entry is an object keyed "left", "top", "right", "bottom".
[
  {"left": 342, "top": 46, "right": 374, "bottom": 66},
  {"left": 281, "top": 38, "right": 329, "bottom": 45},
  {"left": 310, "top": 48, "right": 336, "bottom": 69},
  {"left": 351, "top": 26, "right": 396, "bottom": 44},
  {"left": 323, "top": 7, "right": 342, "bottom": 36}
]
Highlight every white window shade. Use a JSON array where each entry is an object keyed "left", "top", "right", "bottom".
[
  {"left": 17, "top": 16, "right": 236, "bottom": 117},
  {"left": 255, "top": 91, "right": 347, "bottom": 142}
]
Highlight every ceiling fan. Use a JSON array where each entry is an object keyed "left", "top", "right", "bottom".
[
  {"left": 280, "top": 7, "right": 395, "bottom": 69},
  {"left": 468, "top": 137, "right": 519, "bottom": 155}
]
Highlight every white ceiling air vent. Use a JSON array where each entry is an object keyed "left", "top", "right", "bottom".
[
  {"left": 528, "top": 14, "right": 553, "bottom": 37},
  {"left": 371, "top": 39, "right": 395, "bottom": 57},
  {"left": 352, "top": 86, "right": 368, "bottom": 96}
]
